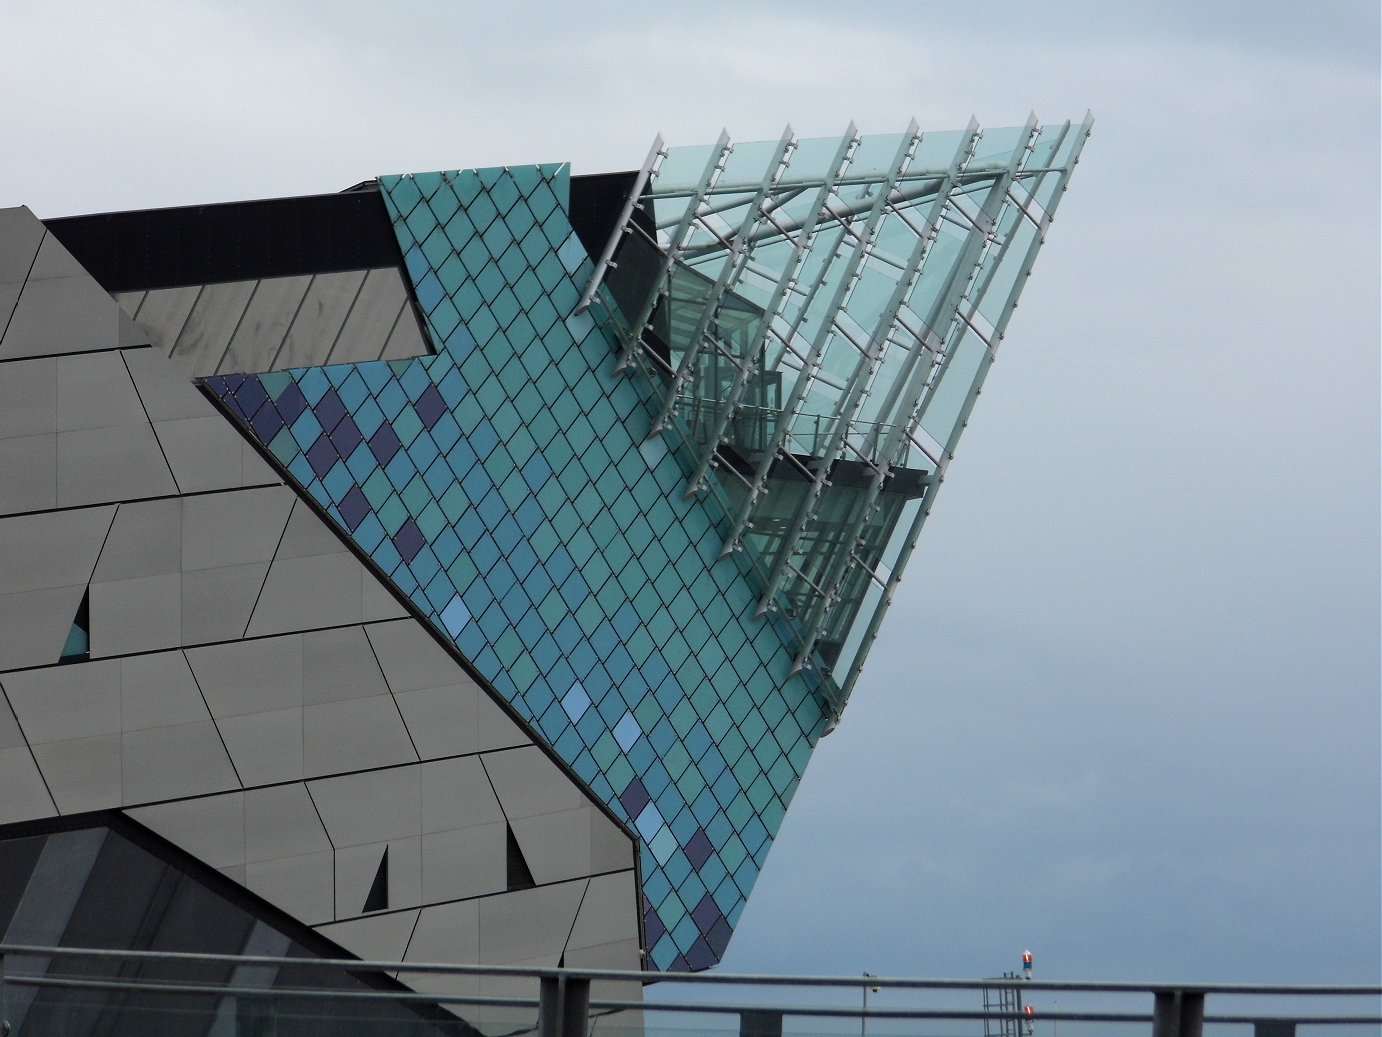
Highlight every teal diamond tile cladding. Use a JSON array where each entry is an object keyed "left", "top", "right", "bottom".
[{"left": 206, "top": 163, "right": 829, "bottom": 972}]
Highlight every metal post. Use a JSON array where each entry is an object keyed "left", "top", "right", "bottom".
[
  {"left": 0, "top": 950, "right": 8, "bottom": 1037},
  {"left": 539, "top": 975, "right": 591, "bottom": 1037},
  {"left": 740, "top": 1008, "right": 783, "bottom": 1037},
  {"left": 1254, "top": 1022, "right": 1296, "bottom": 1037},
  {"left": 1153, "top": 990, "right": 1205, "bottom": 1037}
]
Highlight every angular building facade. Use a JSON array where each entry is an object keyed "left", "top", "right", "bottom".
[{"left": 0, "top": 117, "right": 1089, "bottom": 1002}]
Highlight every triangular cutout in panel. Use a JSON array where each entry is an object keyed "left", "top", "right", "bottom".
[
  {"left": 59, "top": 589, "right": 90, "bottom": 663},
  {"left": 506, "top": 824, "right": 535, "bottom": 892},
  {"left": 363, "top": 845, "right": 389, "bottom": 913}
]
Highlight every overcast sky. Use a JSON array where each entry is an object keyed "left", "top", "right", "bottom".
[{"left": 2, "top": 0, "right": 1377, "bottom": 1004}]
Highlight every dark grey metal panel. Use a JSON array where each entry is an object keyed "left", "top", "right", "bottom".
[
  {"left": 246, "top": 851, "right": 335, "bottom": 924},
  {"left": 566, "top": 871, "right": 638, "bottom": 953},
  {"left": 167, "top": 280, "right": 255, "bottom": 376},
  {"left": 273, "top": 269, "right": 366, "bottom": 370},
  {"left": 244, "top": 783, "right": 332, "bottom": 863},
  {"left": 420, "top": 756, "right": 505, "bottom": 833},
  {"left": 380, "top": 298, "right": 428, "bottom": 361},
  {"left": 328, "top": 267, "right": 410, "bottom": 364},
  {"left": 307, "top": 766, "right": 422, "bottom": 848},
  {"left": 124, "top": 285, "right": 200, "bottom": 358},
  {"left": 0, "top": 744, "right": 57, "bottom": 821},
  {"left": 3, "top": 659, "right": 121, "bottom": 744},
  {"left": 476, "top": 879, "right": 586, "bottom": 966},
  {"left": 510, "top": 808, "right": 594, "bottom": 885},
  {"left": 218, "top": 274, "right": 312, "bottom": 376}
]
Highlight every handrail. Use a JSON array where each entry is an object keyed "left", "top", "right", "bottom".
[{"left": 1, "top": 944, "right": 1378, "bottom": 996}]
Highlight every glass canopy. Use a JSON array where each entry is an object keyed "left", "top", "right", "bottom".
[{"left": 583, "top": 115, "right": 1091, "bottom": 718}]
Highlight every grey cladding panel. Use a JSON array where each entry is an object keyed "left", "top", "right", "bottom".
[
  {"left": 421, "top": 822, "right": 506, "bottom": 903},
  {"left": 56, "top": 423, "right": 177, "bottom": 507},
  {"left": 420, "top": 756, "right": 504, "bottom": 834},
  {"left": 0, "top": 506, "right": 115, "bottom": 593},
  {"left": 31, "top": 734, "right": 122, "bottom": 813},
  {"left": 0, "top": 584, "right": 86, "bottom": 670},
  {"left": 181, "top": 562, "right": 269, "bottom": 645},
  {"left": 476, "top": 879, "right": 586, "bottom": 966},
  {"left": 2, "top": 658, "right": 121, "bottom": 744},
  {"left": 244, "top": 783, "right": 332, "bottom": 863},
  {"left": 121, "top": 720, "right": 240, "bottom": 803},
  {"left": 303, "top": 626, "right": 387, "bottom": 705},
  {"left": 216, "top": 707, "right": 303, "bottom": 786},
  {"left": 187, "top": 634, "right": 303, "bottom": 718},
  {"left": 122, "top": 344, "right": 208, "bottom": 422},
  {"left": 308, "top": 766, "right": 421, "bottom": 848},
  {"left": 92, "top": 498, "right": 181, "bottom": 582},
  {"left": 2, "top": 277, "right": 120, "bottom": 360},
  {"left": 0, "top": 355, "right": 56, "bottom": 439},
  {"left": 89, "top": 572, "right": 181, "bottom": 657},
  {"left": 481, "top": 746, "right": 584, "bottom": 821},
  {"left": 127, "top": 791, "right": 247, "bottom": 869},
  {"left": 55, "top": 351, "right": 147, "bottom": 432},
  {"left": 274, "top": 499, "right": 348, "bottom": 560},
  {"left": 364, "top": 619, "right": 466, "bottom": 693},
  {"left": 336, "top": 838, "right": 420, "bottom": 919},
  {"left": 509, "top": 808, "right": 592, "bottom": 886},
  {"left": 245, "top": 553, "right": 364, "bottom": 637},
  {"left": 28, "top": 230, "right": 91, "bottom": 281},
  {"left": 394, "top": 683, "right": 481, "bottom": 761},
  {"left": 120, "top": 651, "right": 210, "bottom": 731},
  {"left": 182, "top": 486, "right": 294, "bottom": 571},
  {"left": 154, "top": 416, "right": 253, "bottom": 494},
  {"left": 315, "top": 910, "right": 419, "bottom": 965},
  {"left": 302, "top": 695, "right": 417, "bottom": 777},
  {"left": 404, "top": 901, "right": 480, "bottom": 994},
  {"left": 0, "top": 434, "right": 57, "bottom": 515},
  {"left": 246, "top": 852, "right": 335, "bottom": 925},
  {"left": 0, "top": 207, "right": 46, "bottom": 285},
  {"left": 565, "top": 871, "right": 638, "bottom": 953},
  {"left": 219, "top": 275, "right": 312, "bottom": 376},
  {"left": 0, "top": 745, "right": 57, "bottom": 823}
]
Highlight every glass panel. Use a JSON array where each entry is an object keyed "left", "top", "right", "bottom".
[{"left": 920, "top": 327, "right": 986, "bottom": 448}]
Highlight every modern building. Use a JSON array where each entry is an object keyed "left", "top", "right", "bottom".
[{"left": 0, "top": 116, "right": 1089, "bottom": 1022}]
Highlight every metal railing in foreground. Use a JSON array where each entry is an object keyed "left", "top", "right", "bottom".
[{"left": 0, "top": 943, "right": 1377, "bottom": 1037}]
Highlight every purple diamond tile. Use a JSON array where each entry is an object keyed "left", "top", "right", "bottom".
[
  {"left": 691, "top": 893, "right": 720, "bottom": 935},
  {"left": 369, "top": 424, "right": 402, "bottom": 466},
  {"left": 250, "top": 401, "right": 285, "bottom": 443},
  {"left": 233, "top": 377, "right": 268, "bottom": 420},
  {"left": 275, "top": 382, "right": 307, "bottom": 424},
  {"left": 619, "top": 777, "right": 650, "bottom": 820},
  {"left": 394, "top": 518, "right": 425, "bottom": 563},
  {"left": 306, "top": 433, "right": 338, "bottom": 478},
  {"left": 684, "top": 828, "right": 713, "bottom": 871},
  {"left": 670, "top": 954, "right": 691, "bottom": 973},
  {"left": 707, "top": 917, "right": 732, "bottom": 957},
  {"left": 415, "top": 384, "right": 446, "bottom": 429},
  {"left": 644, "top": 904, "right": 666, "bottom": 946},
  {"left": 338, "top": 486, "right": 369, "bottom": 531},
  {"left": 314, "top": 389, "right": 346, "bottom": 435},
  {"left": 330, "top": 413, "right": 362, "bottom": 457},
  {"left": 685, "top": 937, "right": 716, "bottom": 971}
]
